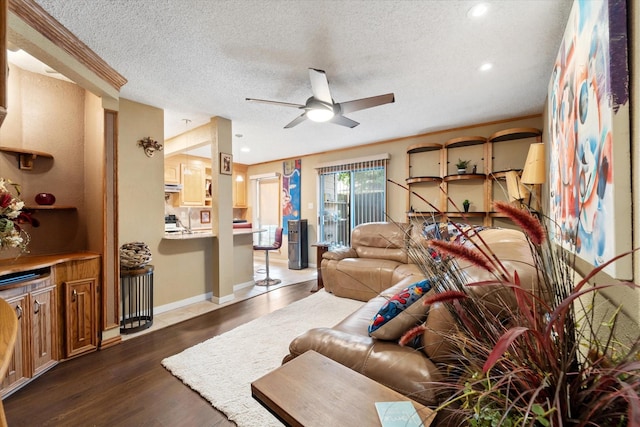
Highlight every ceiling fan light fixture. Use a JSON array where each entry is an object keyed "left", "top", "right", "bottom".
[{"left": 307, "top": 107, "right": 334, "bottom": 122}]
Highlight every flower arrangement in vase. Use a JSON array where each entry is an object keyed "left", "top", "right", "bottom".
[{"left": 0, "top": 178, "right": 39, "bottom": 252}]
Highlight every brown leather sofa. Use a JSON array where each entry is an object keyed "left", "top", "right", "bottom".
[
  {"left": 285, "top": 227, "right": 538, "bottom": 413},
  {"left": 321, "top": 222, "right": 422, "bottom": 301}
]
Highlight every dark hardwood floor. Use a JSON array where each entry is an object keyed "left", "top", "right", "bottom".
[{"left": 4, "top": 280, "right": 317, "bottom": 427}]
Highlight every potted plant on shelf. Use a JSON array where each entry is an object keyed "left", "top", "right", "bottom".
[
  {"left": 456, "top": 158, "right": 470, "bottom": 174},
  {"left": 462, "top": 199, "right": 470, "bottom": 212}
]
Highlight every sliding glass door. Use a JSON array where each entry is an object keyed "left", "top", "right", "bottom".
[{"left": 318, "top": 158, "right": 387, "bottom": 247}]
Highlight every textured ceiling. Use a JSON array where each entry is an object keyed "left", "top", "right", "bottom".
[{"left": 33, "top": 0, "right": 572, "bottom": 165}]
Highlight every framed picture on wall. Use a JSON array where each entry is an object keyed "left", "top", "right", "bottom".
[
  {"left": 547, "top": 0, "right": 631, "bottom": 279},
  {"left": 220, "top": 152, "right": 232, "bottom": 175},
  {"left": 200, "top": 210, "right": 211, "bottom": 224}
]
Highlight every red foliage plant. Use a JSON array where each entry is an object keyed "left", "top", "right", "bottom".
[{"left": 389, "top": 179, "right": 640, "bottom": 427}]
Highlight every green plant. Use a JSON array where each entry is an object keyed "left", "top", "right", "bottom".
[
  {"left": 456, "top": 158, "right": 471, "bottom": 169},
  {"left": 388, "top": 179, "right": 640, "bottom": 426},
  {"left": 463, "top": 199, "right": 470, "bottom": 206}
]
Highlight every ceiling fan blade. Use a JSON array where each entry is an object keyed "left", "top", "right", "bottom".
[
  {"left": 338, "top": 93, "right": 395, "bottom": 115},
  {"left": 331, "top": 115, "right": 359, "bottom": 128},
  {"left": 246, "top": 98, "right": 304, "bottom": 109},
  {"left": 308, "top": 68, "right": 333, "bottom": 104},
  {"left": 284, "top": 113, "right": 308, "bottom": 129}
]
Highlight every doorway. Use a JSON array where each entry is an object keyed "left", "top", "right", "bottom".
[{"left": 250, "top": 174, "right": 280, "bottom": 246}]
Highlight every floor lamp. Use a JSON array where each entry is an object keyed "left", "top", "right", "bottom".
[{"left": 520, "top": 143, "right": 546, "bottom": 211}]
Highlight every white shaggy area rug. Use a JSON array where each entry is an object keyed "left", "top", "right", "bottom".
[{"left": 162, "top": 290, "right": 364, "bottom": 427}]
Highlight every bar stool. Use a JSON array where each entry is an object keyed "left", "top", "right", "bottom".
[{"left": 253, "top": 227, "right": 283, "bottom": 286}]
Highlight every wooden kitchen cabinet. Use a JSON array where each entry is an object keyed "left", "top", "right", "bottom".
[
  {"left": 1, "top": 276, "right": 58, "bottom": 398},
  {"left": 53, "top": 256, "right": 101, "bottom": 359},
  {"left": 64, "top": 278, "right": 99, "bottom": 358},
  {"left": 180, "top": 163, "right": 206, "bottom": 206},
  {"left": 29, "top": 286, "right": 57, "bottom": 376},
  {"left": 1, "top": 295, "right": 28, "bottom": 395},
  {"left": 233, "top": 163, "right": 248, "bottom": 208},
  {"left": 164, "top": 159, "right": 181, "bottom": 184}
]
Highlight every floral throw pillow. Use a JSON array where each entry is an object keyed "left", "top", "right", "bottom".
[{"left": 368, "top": 279, "right": 432, "bottom": 340}]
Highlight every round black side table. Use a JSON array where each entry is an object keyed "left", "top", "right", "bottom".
[{"left": 120, "top": 265, "right": 154, "bottom": 333}]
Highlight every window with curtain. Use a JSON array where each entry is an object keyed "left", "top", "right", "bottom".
[{"left": 317, "top": 154, "right": 388, "bottom": 247}]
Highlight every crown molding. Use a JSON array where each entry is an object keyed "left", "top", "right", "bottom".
[{"left": 8, "top": 0, "right": 127, "bottom": 91}]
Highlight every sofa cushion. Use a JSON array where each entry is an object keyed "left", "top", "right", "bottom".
[
  {"left": 368, "top": 279, "right": 432, "bottom": 340},
  {"left": 326, "top": 257, "right": 404, "bottom": 301},
  {"left": 351, "top": 222, "right": 409, "bottom": 263}
]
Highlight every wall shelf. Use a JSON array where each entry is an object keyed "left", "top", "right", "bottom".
[
  {"left": 445, "top": 212, "right": 486, "bottom": 218},
  {"left": 444, "top": 136, "right": 486, "bottom": 149},
  {"left": 406, "top": 127, "right": 541, "bottom": 226},
  {"left": 407, "top": 211, "right": 444, "bottom": 218},
  {"left": 490, "top": 169, "right": 522, "bottom": 180},
  {"left": 488, "top": 127, "right": 542, "bottom": 143},
  {"left": 406, "top": 176, "right": 442, "bottom": 184},
  {"left": 0, "top": 146, "right": 54, "bottom": 170},
  {"left": 25, "top": 205, "right": 76, "bottom": 211},
  {"left": 406, "top": 142, "right": 442, "bottom": 154},
  {"left": 443, "top": 173, "right": 486, "bottom": 182}
]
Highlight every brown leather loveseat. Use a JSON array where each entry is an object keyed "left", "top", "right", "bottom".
[{"left": 285, "top": 227, "right": 538, "bottom": 413}]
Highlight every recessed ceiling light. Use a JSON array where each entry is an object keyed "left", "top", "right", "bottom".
[
  {"left": 468, "top": 3, "right": 489, "bottom": 18},
  {"left": 240, "top": 146, "right": 250, "bottom": 153},
  {"left": 479, "top": 62, "right": 493, "bottom": 72}
]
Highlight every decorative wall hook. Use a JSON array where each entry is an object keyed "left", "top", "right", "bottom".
[{"left": 138, "top": 136, "right": 163, "bottom": 157}]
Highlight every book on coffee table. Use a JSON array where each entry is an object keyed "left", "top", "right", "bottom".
[{"left": 375, "top": 401, "right": 423, "bottom": 427}]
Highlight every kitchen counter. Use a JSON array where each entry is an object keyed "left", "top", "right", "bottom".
[
  {"left": 161, "top": 227, "right": 263, "bottom": 287},
  {"left": 162, "top": 230, "right": 216, "bottom": 240},
  {"left": 162, "top": 228, "right": 264, "bottom": 240}
]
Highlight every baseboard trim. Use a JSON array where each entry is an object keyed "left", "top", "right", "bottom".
[
  {"left": 155, "top": 292, "right": 214, "bottom": 315},
  {"left": 211, "top": 293, "right": 236, "bottom": 305},
  {"left": 233, "top": 280, "right": 255, "bottom": 292},
  {"left": 100, "top": 335, "right": 122, "bottom": 350}
]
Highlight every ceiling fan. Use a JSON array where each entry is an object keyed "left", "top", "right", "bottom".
[{"left": 246, "top": 68, "right": 395, "bottom": 129}]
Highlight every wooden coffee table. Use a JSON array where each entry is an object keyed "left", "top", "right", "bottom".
[{"left": 251, "top": 350, "right": 434, "bottom": 426}]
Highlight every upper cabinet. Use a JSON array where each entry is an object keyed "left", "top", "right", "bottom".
[
  {"left": 164, "top": 158, "right": 181, "bottom": 184},
  {"left": 232, "top": 163, "right": 248, "bottom": 208},
  {"left": 180, "top": 162, "right": 205, "bottom": 206},
  {"left": 164, "top": 155, "right": 208, "bottom": 207}
]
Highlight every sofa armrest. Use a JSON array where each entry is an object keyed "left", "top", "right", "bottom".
[
  {"left": 322, "top": 247, "right": 357, "bottom": 261},
  {"left": 284, "top": 327, "right": 444, "bottom": 406}
]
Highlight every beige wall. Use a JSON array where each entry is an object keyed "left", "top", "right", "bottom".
[
  {"left": 248, "top": 115, "right": 543, "bottom": 265},
  {"left": 118, "top": 99, "right": 216, "bottom": 308},
  {"left": 626, "top": 1, "right": 639, "bottom": 326},
  {"left": 0, "top": 65, "right": 87, "bottom": 258}
]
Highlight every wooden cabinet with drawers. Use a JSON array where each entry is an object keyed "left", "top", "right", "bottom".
[
  {"left": 0, "top": 272, "right": 58, "bottom": 397},
  {"left": 0, "top": 253, "right": 101, "bottom": 397}
]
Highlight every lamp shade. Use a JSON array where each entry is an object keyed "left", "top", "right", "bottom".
[
  {"left": 505, "top": 170, "right": 529, "bottom": 202},
  {"left": 520, "top": 143, "right": 545, "bottom": 184}
]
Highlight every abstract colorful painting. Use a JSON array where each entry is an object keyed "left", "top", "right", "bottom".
[
  {"left": 548, "top": 0, "right": 631, "bottom": 279},
  {"left": 282, "top": 159, "right": 301, "bottom": 234}
]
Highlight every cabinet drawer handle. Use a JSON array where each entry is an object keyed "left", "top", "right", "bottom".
[
  {"left": 15, "top": 304, "right": 23, "bottom": 320},
  {"left": 33, "top": 299, "right": 40, "bottom": 314},
  {"left": 72, "top": 289, "right": 77, "bottom": 302}
]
